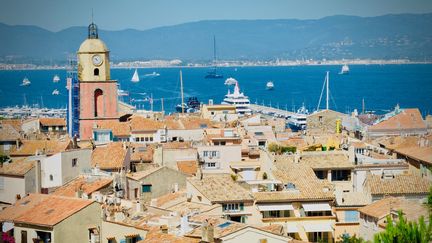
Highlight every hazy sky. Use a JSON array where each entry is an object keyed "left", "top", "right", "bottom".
[{"left": 1, "top": 0, "right": 432, "bottom": 31}]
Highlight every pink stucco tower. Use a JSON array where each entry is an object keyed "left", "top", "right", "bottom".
[{"left": 77, "top": 23, "right": 118, "bottom": 140}]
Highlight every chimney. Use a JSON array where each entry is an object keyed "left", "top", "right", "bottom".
[
  {"left": 35, "top": 160, "right": 42, "bottom": 193},
  {"left": 160, "top": 225, "right": 168, "bottom": 234},
  {"left": 201, "top": 220, "right": 214, "bottom": 243},
  {"left": 72, "top": 134, "right": 77, "bottom": 149}
]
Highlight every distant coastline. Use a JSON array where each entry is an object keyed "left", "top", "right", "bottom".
[{"left": 0, "top": 59, "right": 431, "bottom": 71}]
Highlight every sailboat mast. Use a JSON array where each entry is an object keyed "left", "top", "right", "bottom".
[
  {"left": 180, "top": 70, "right": 184, "bottom": 114},
  {"left": 213, "top": 35, "right": 216, "bottom": 64},
  {"left": 362, "top": 98, "right": 365, "bottom": 114},
  {"left": 326, "top": 71, "right": 329, "bottom": 110}
]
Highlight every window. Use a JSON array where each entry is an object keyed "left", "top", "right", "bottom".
[
  {"left": 126, "top": 236, "right": 139, "bottom": 243},
  {"left": 149, "top": 137, "right": 153, "bottom": 142},
  {"left": 319, "top": 116, "right": 323, "bottom": 122},
  {"left": 223, "top": 203, "right": 243, "bottom": 212},
  {"left": 308, "top": 232, "right": 328, "bottom": 243},
  {"left": 142, "top": 185, "right": 152, "bottom": 193},
  {"left": 331, "top": 170, "right": 351, "bottom": 181},
  {"left": 94, "top": 68, "right": 99, "bottom": 76},
  {"left": 72, "top": 158, "right": 78, "bottom": 167},
  {"left": 345, "top": 210, "right": 359, "bottom": 222},
  {"left": 206, "top": 162, "right": 217, "bottom": 169},
  {"left": 21, "top": 230, "right": 27, "bottom": 243},
  {"left": 203, "top": 151, "right": 208, "bottom": 157},
  {"left": 315, "top": 170, "right": 327, "bottom": 180},
  {"left": 95, "top": 131, "right": 111, "bottom": 142},
  {"left": 94, "top": 89, "right": 103, "bottom": 117},
  {"left": 49, "top": 175, "right": 53, "bottom": 181}
]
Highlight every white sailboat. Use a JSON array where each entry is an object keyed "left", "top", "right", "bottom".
[
  {"left": 131, "top": 69, "right": 140, "bottom": 82},
  {"left": 339, "top": 64, "right": 349, "bottom": 74},
  {"left": 53, "top": 75, "right": 60, "bottom": 83},
  {"left": 52, "top": 89, "right": 60, "bottom": 95},
  {"left": 20, "top": 77, "right": 31, "bottom": 86},
  {"left": 266, "top": 81, "right": 274, "bottom": 90}
]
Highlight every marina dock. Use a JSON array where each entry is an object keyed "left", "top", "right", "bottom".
[{"left": 249, "top": 104, "right": 295, "bottom": 118}]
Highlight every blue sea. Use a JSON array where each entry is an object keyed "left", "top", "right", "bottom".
[{"left": 0, "top": 64, "right": 431, "bottom": 115}]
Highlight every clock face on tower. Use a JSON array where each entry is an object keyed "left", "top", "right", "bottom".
[{"left": 92, "top": 55, "right": 103, "bottom": 66}]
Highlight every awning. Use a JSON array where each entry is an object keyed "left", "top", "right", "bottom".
[
  {"left": 302, "top": 202, "right": 331, "bottom": 212},
  {"left": 257, "top": 203, "right": 294, "bottom": 211},
  {"left": 303, "top": 223, "right": 333, "bottom": 232}
]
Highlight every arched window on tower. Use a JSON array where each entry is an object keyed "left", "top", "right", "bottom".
[
  {"left": 94, "top": 89, "right": 104, "bottom": 117},
  {"left": 94, "top": 68, "right": 99, "bottom": 76}
]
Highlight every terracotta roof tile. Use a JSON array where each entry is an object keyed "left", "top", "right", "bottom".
[
  {"left": 130, "top": 143, "right": 154, "bottom": 162},
  {"left": 254, "top": 156, "right": 334, "bottom": 202},
  {"left": 0, "top": 158, "right": 34, "bottom": 176},
  {"left": 97, "top": 120, "right": 131, "bottom": 137},
  {"left": 52, "top": 176, "right": 113, "bottom": 197},
  {"left": 0, "top": 194, "right": 95, "bottom": 227},
  {"left": 0, "top": 119, "right": 23, "bottom": 132},
  {"left": 91, "top": 142, "right": 127, "bottom": 170},
  {"left": 359, "top": 197, "right": 428, "bottom": 221},
  {"left": 10, "top": 139, "right": 71, "bottom": 156},
  {"left": 126, "top": 165, "right": 164, "bottom": 181},
  {"left": 187, "top": 174, "right": 254, "bottom": 203},
  {"left": 0, "top": 124, "right": 20, "bottom": 141},
  {"left": 39, "top": 118, "right": 66, "bottom": 126},
  {"left": 177, "top": 160, "right": 198, "bottom": 176},
  {"left": 139, "top": 232, "right": 199, "bottom": 243},
  {"left": 369, "top": 108, "right": 426, "bottom": 131},
  {"left": 0, "top": 194, "right": 48, "bottom": 222},
  {"left": 130, "top": 116, "right": 164, "bottom": 132},
  {"left": 365, "top": 173, "right": 430, "bottom": 195}
]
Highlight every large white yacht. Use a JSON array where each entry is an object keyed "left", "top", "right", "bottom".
[{"left": 221, "top": 81, "right": 251, "bottom": 116}]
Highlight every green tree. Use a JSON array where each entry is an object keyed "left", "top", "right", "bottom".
[
  {"left": 428, "top": 186, "right": 432, "bottom": 212},
  {"left": 374, "top": 211, "right": 432, "bottom": 243},
  {"left": 337, "top": 233, "right": 366, "bottom": 243}
]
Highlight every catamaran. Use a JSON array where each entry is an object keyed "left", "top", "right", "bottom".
[{"left": 131, "top": 69, "right": 140, "bottom": 82}]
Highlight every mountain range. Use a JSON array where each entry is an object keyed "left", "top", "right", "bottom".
[{"left": 1, "top": 13, "right": 432, "bottom": 64}]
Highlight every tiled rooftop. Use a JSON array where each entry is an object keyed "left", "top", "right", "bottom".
[
  {"left": 39, "top": 118, "right": 66, "bottom": 126},
  {"left": 0, "top": 124, "right": 20, "bottom": 141},
  {"left": 0, "top": 158, "right": 34, "bottom": 176},
  {"left": 177, "top": 160, "right": 198, "bottom": 176},
  {"left": 10, "top": 139, "right": 71, "bottom": 156},
  {"left": 188, "top": 174, "right": 254, "bottom": 203},
  {"left": 368, "top": 108, "right": 426, "bottom": 131},
  {"left": 97, "top": 120, "right": 131, "bottom": 137},
  {"left": 52, "top": 176, "right": 113, "bottom": 198},
  {"left": 91, "top": 142, "right": 127, "bottom": 170},
  {"left": 365, "top": 173, "right": 431, "bottom": 195},
  {"left": 0, "top": 194, "right": 94, "bottom": 227},
  {"left": 359, "top": 197, "right": 429, "bottom": 221}
]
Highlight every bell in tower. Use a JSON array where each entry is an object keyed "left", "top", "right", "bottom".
[{"left": 88, "top": 22, "right": 98, "bottom": 39}]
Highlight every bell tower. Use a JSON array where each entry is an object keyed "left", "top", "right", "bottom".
[{"left": 77, "top": 22, "right": 118, "bottom": 140}]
